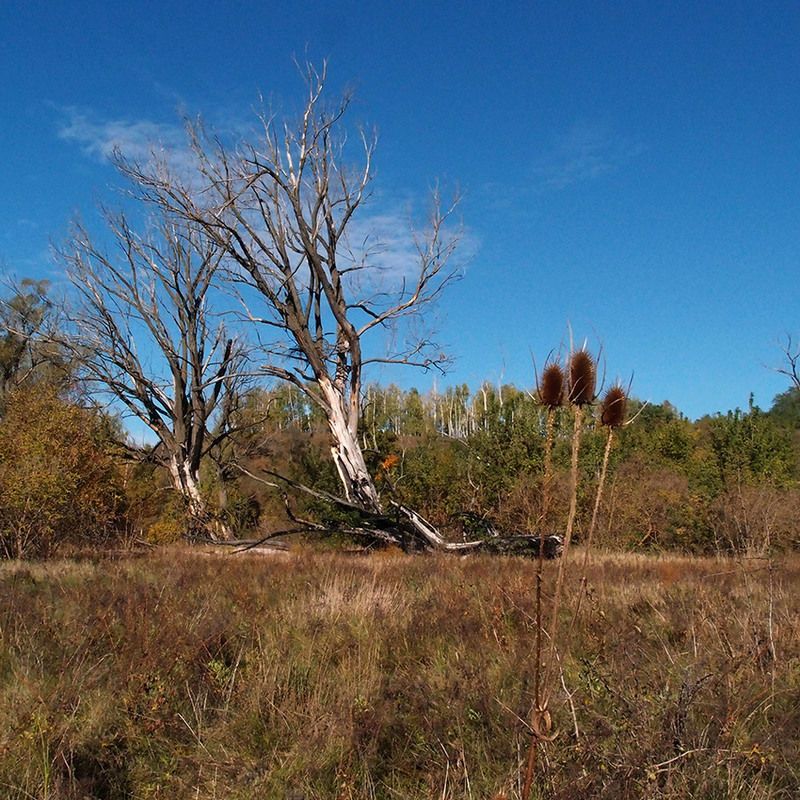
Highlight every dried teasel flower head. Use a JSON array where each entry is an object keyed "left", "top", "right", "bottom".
[
  {"left": 539, "top": 363, "right": 566, "bottom": 408},
  {"left": 568, "top": 349, "right": 596, "bottom": 406},
  {"left": 600, "top": 384, "right": 628, "bottom": 428}
]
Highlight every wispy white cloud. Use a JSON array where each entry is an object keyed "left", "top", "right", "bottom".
[
  {"left": 343, "top": 200, "right": 476, "bottom": 291},
  {"left": 346, "top": 211, "right": 422, "bottom": 279},
  {"left": 56, "top": 107, "right": 188, "bottom": 164},
  {"left": 533, "top": 122, "right": 642, "bottom": 190},
  {"left": 55, "top": 108, "right": 475, "bottom": 295}
]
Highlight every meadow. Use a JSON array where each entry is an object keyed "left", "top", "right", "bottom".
[{"left": 1, "top": 546, "right": 798, "bottom": 799}]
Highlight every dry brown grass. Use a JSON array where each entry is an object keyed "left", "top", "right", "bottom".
[{"left": 0, "top": 545, "right": 798, "bottom": 798}]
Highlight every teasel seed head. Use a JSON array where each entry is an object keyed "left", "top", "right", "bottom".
[
  {"left": 568, "top": 349, "right": 596, "bottom": 406},
  {"left": 539, "top": 363, "right": 566, "bottom": 408},
  {"left": 600, "top": 384, "right": 628, "bottom": 428}
]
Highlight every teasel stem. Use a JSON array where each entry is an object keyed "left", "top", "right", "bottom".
[
  {"left": 533, "top": 362, "right": 565, "bottom": 704},
  {"left": 525, "top": 364, "right": 564, "bottom": 800},
  {"left": 565, "top": 425, "right": 616, "bottom": 653},
  {"left": 540, "top": 401, "right": 584, "bottom": 711},
  {"left": 568, "top": 386, "right": 628, "bottom": 669},
  {"left": 533, "top": 404, "right": 558, "bottom": 705},
  {"left": 524, "top": 401, "right": 586, "bottom": 800},
  {"left": 541, "top": 347, "right": 595, "bottom": 703},
  {"left": 521, "top": 718, "right": 540, "bottom": 800},
  {"left": 524, "top": 406, "right": 556, "bottom": 800},
  {"left": 586, "top": 426, "right": 615, "bottom": 551},
  {"left": 584, "top": 384, "right": 626, "bottom": 554}
]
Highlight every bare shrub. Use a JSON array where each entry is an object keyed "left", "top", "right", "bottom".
[
  {"left": 709, "top": 484, "right": 800, "bottom": 554},
  {"left": 595, "top": 455, "right": 696, "bottom": 550}
]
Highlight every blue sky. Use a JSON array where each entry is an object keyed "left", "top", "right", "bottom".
[{"left": 3, "top": 1, "right": 800, "bottom": 419}]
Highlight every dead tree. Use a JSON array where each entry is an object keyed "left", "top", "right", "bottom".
[
  {"left": 60, "top": 205, "right": 246, "bottom": 540},
  {"left": 775, "top": 333, "right": 800, "bottom": 391},
  {"left": 112, "top": 62, "right": 491, "bottom": 551}
]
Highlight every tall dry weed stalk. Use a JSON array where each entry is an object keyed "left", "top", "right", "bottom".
[
  {"left": 523, "top": 349, "right": 630, "bottom": 800},
  {"left": 533, "top": 363, "right": 564, "bottom": 706},
  {"left": 525, "top": 361, "right": 565, "bottom": 796},
  {"left": 565, "top": 384, "right": 631, "bottom": 669},
  {"left": 543, "top": 349, "right": 596, "bottom": 689},
  {"left": 586, "top": 384, "right": 628, "bottom": 550}
]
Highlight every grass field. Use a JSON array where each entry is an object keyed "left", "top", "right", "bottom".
[{"left": 1, "top": 546, "right": 798, "bottom": 799}]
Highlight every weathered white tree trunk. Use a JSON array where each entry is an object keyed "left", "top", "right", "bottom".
[
  {"left": 316, "top": 379, "right": 491, "bottom": 552},
  {"left": 167, "top": 455, "right": 231, "bottom": 541},
  {"left": 316, "top": 378, "right": 493, "bottom": 551},
  {"left": 318, "top": 376, "right": 383, "bottom": 513}
]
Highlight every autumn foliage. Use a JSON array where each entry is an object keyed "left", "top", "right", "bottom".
[{"left": 0, "top": 385, "right": 125, "bottom": 557}]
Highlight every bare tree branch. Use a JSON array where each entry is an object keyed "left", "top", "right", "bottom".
[
  {"left": 109, "top": 60, "right": 466, "bottom": 549},
  {"left": 58, "top": 202, "right": 249, "bottom": 540},
  {"left": 773, "top": 332, "right": 800, "bottom": 391}
]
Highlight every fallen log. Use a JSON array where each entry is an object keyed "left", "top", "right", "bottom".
[{"left": 233, "top": 464, "right": 563, "bottom": 557}]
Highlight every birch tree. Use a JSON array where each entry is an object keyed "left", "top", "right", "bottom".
[{"left": 60, "top": 205, "right": 245, "bottom": 540}]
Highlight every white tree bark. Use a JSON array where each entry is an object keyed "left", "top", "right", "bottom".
[
  {"left": 165, "top": 454, "right": 232, "bottom": 541},
  {"left": 318, "top": 375, "right": 382, "bottom": 512}
]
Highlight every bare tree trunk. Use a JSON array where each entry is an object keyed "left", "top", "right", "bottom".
[
  {"left": 61, "top": 203, "right": 247, "bottom": 546},
  {"left": 166, "top": 455, "right": 232, "bottom": 541},
  {"left": 318, "top": 376, "right": 382, "bottom": 513}
]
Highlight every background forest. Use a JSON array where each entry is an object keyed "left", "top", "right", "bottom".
[{"left": 1, "top": 276, "right": 799, "bottom": 560}]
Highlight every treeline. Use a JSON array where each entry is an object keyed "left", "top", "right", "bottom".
[
  {"left": 229, "top": 379, "right": 800, "bottom": 554},
  {"left": 1, "top": 343, "right": 799, "bottom": 558},
  {"left": 3, "top": 67, "right": 799, "bottom": 559},
  {"left": 0, "top": 278, "right": 798, "bottom": 558}
]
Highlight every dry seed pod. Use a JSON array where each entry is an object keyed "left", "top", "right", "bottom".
[
  {"left": 539, "top": 363, "right": 565, "bottom": 408},
  {"left": 600, "top": 385, "right": 628, "bottom": 428},
  {"left": 568, "top": 349, "right": 596, "bottom": 406}
]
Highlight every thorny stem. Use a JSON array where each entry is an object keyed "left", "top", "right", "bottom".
[
  {"left": 521, "top": 736, "right": 538, "bottom": 800},
  {"left": 524, "top": 403, "right": 585, "bottom": 800},
  {"left": 768, "top": 556, "right": 776, "bottom": 697},
  {"left": 534, "top": 407, "right": 557, "bottom": 708},
  {"left": 557, "top": 425, "right": 619, "bottom": 685},
  {"left": 525, "top": 405, "right": 557, "bottom": 800},
  {"left": 586, "top": 426, "right": 615, "bottom": 552},
  {"left": 542, "top": 402, "right": 584, "bottom": 704},
  {"left": 570, "top": 426, "right": 616, "bottom": 630}
]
